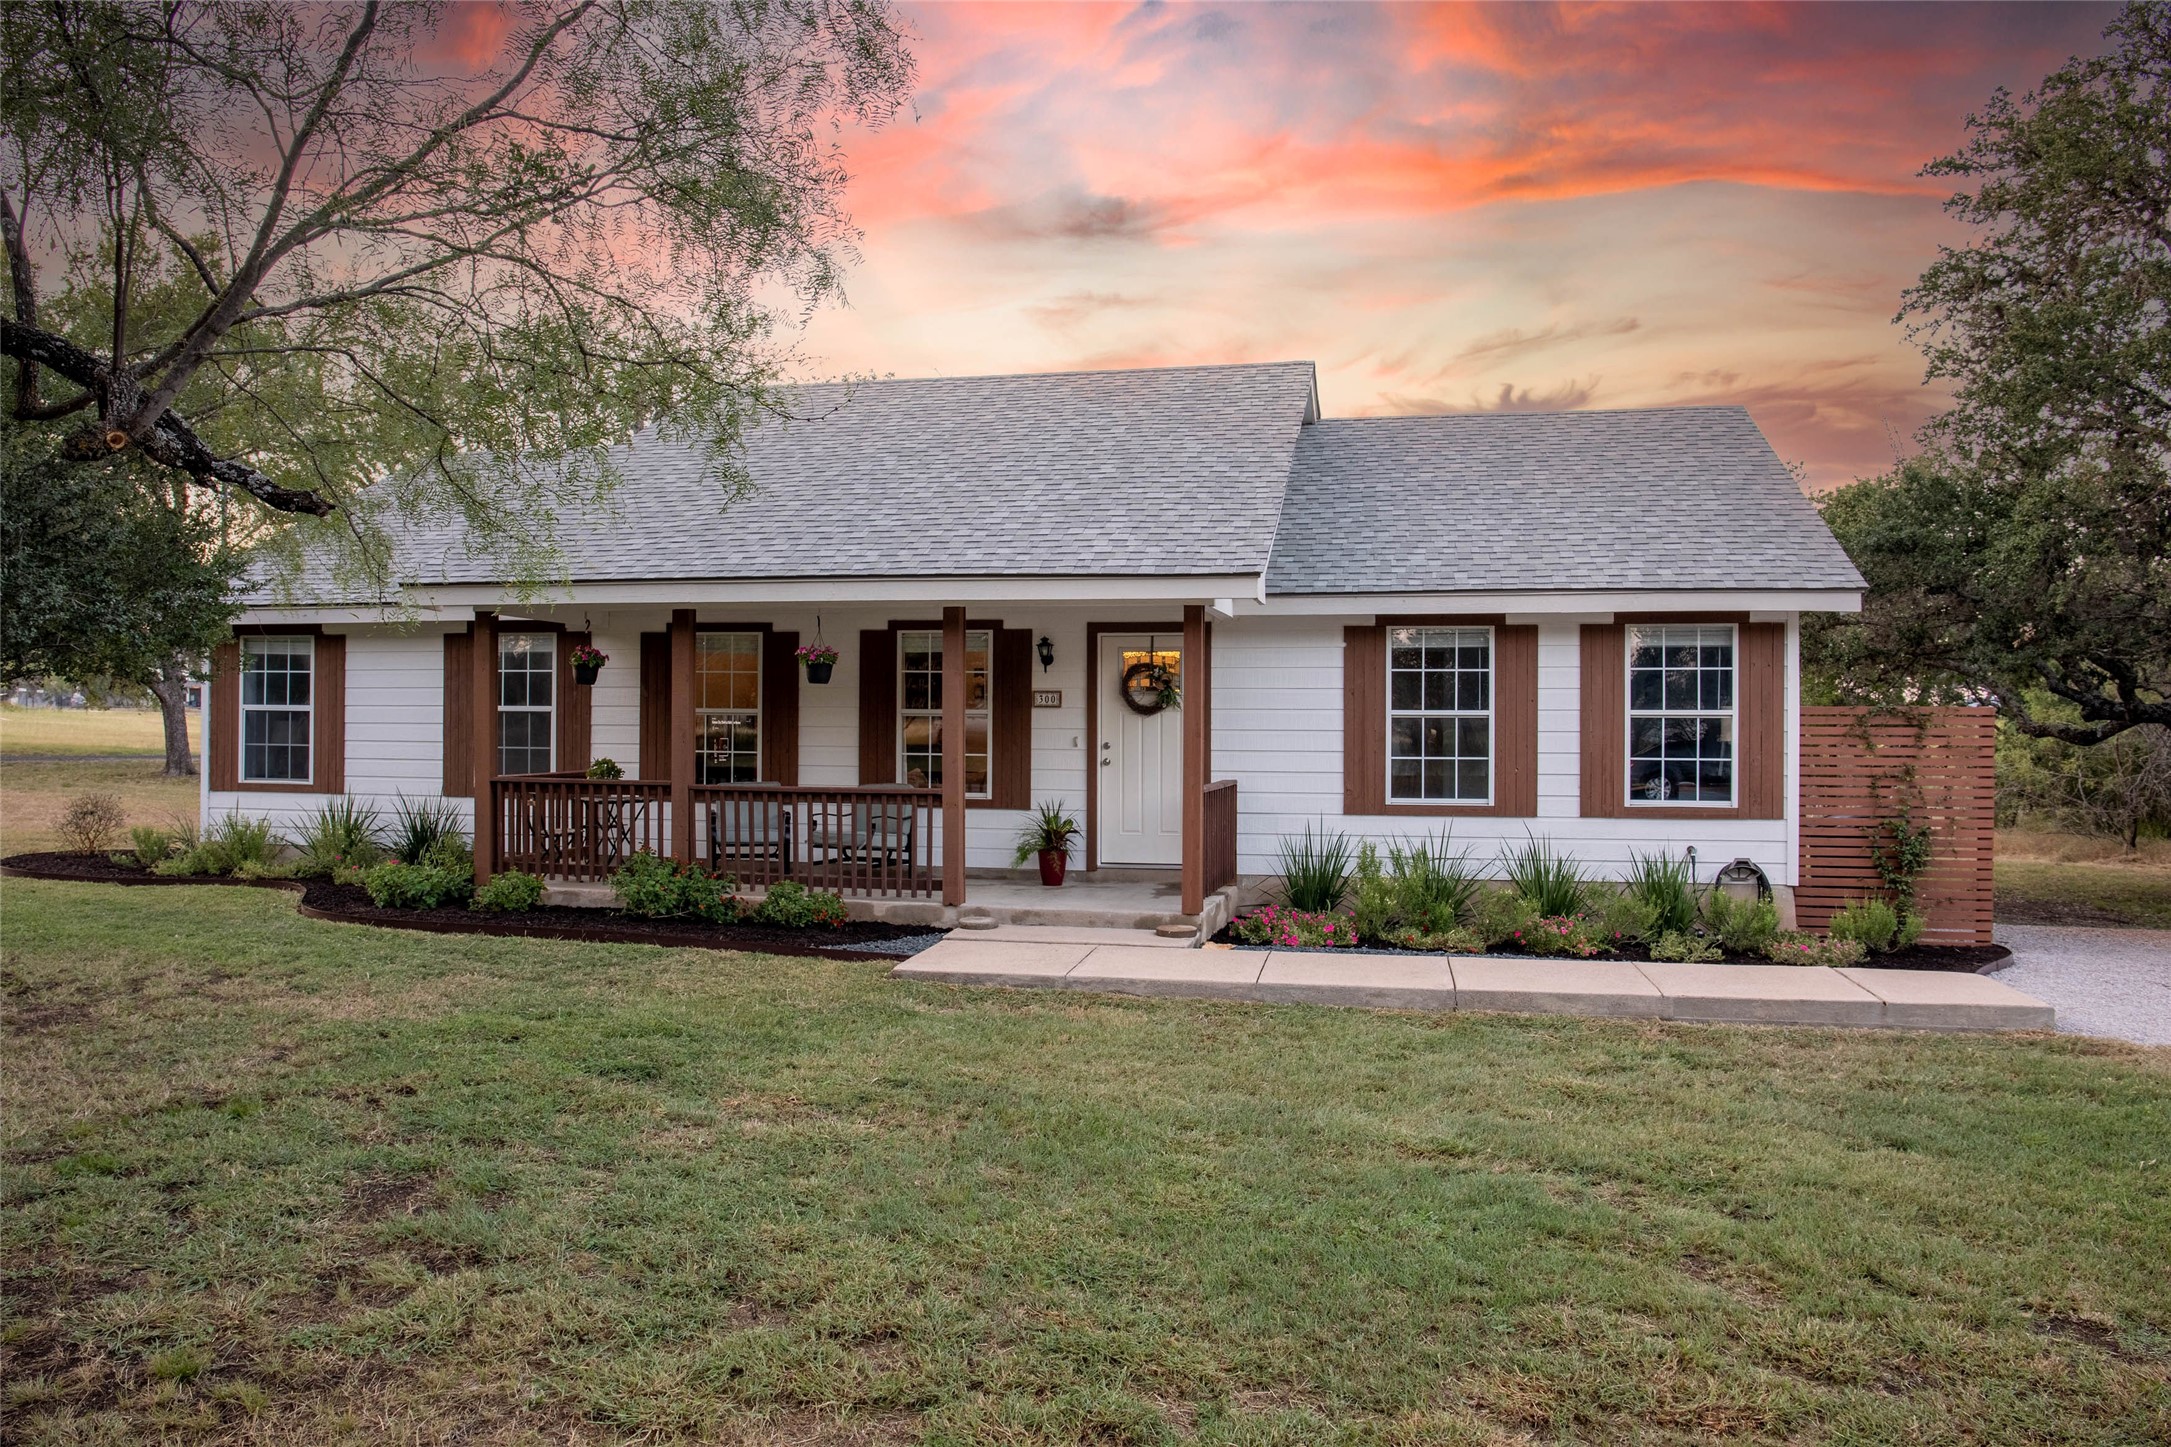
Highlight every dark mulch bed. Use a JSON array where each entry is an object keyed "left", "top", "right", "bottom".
[
  {"left": 2, "top": 852, "right": 941, "bottom": 961},
  {"left": 1208, "top": 921, "right": 2011, "bottom": 974}
]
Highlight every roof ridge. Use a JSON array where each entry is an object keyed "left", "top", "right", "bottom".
[
  {"left": 1316, "top": 403, "right": 1751, "bottom": 424},
  {"left": 778, "top": 359, "right": 1317, "bottom": 389}
]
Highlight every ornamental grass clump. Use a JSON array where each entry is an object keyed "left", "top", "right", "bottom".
[
  {"left": 1276, "top": 824, "right": 1352, "bottom": 912},
  {"left": 1234, "top": 905, "right": 1358, "bottom": 949},
  {"left": 157, "top": 811, "right": 282, "bottom": 877},
  {"left": 1623, "top": 849, "right": 1699, "bottom": 937},
  {"left": 1387, "top": 833, "right": 1482, "bottom": 933},
  {"left": 292, "top": 797, "right": 384, "bottom": 878},
  {"left": 389, "top": 797, "right": 468, "bottom": 867},
  {"left": 1500, "top": 835, "right": 1589, "bottom": 918}
]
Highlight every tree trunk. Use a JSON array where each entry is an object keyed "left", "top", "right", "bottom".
[{"left": 148, "top": 655, "right": 197, "bottom": 778}]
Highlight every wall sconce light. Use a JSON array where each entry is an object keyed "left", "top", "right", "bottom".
[{"left": 1036, "top": 636, "right": 1055, "bottom": 673}]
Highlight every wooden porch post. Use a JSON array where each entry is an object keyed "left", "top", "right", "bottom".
[
  {"left": 470, "top": 610, "right": 498, "bottom": 886},
  {"left": 942, "top": 605, "right": 967, "bottom": 906},
  {"left": 669, "top": 608, "right": 696, "bottom": 862},
  {"left": 1181, "top": 603, "right": 1207, "bottom": 916}
]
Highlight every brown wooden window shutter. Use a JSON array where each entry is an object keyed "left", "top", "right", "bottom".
[
  {"left": 442, "top": 629, "right": 473, "bottom": 796},
  {"left": 1579, "top": 623, "right": 1628, "bottom": 818},
  {"left": 1583, "top": 619, "right": 1784, "bottom": 820},
  {"left": 313, "top": 634, "right": 346, "bottom": 794},
  {"left": 1343, "top": 625, "right": 1386, "bottom": 815},
  {"left": 1739, "top": 622, "right": 1785, "bottom": 819},
  {"left": 553, "top": 631, "right": 593, "bottom": 774},
  {"left": 208, "top": 640, "right": 240, "bottom": 791},
  {"left": 761, "top": 630, "right": 801, "bottom": 785},
  {"left": 638, "top": 631, "right": 670, "bottom": 780},
  {"left": 857, "top": 626, "right": 898, "bottom": 783},
  {"left": 1343, "top": 623, "right": 1535, "bottom": 817},
  {"left": 992, "top": 627, "right": 1033, "bottom": 808}
]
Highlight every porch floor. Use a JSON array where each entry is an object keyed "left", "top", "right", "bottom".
[{"left": 537, "top": 869, "right": 1238, "bottom": 939}]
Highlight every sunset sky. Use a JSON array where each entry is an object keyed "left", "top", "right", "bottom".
[{"left": 778, "top": 0, "right": 2117, "bottom": 490}]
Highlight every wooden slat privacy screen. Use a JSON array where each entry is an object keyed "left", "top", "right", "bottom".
[{"left": 1796, "top": 706, "right": 1996, "bottom": 945}]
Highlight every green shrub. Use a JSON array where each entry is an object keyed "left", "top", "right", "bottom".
[
  {"left": 1703, "top": 891, "right": 1781, "bottom": 954},
  {"left": 154, "top": 812, "right": 282, "bottom": 877},
  {"left": 1649, "top": 930, "right": 1722, "bottom": 963},
  {"left": 474, "top": 870, "right": 546, "bottom": 913},
  {"left": 389, "top": 797, "right": 467, "bottom": 866},
  {"left": 231, "top": 859, "right": 295, "bottom": 882},
  {"left": 1828, "top": 897, "right": 1905, "bottom": 953},
  {"left": 1507, "top": 914, "right": 1607, "bottom": 958},
  {"left": 1765, "top": 931, "right": 1868, "bottom": 968},
  {"left": 1500, "top": 835, "right": 1589, "bottom": 918},
  {"left": 56, "top": 792, "right": 126, "bottom": 853},
  {"left": 1589, "top": 888, "right": 1660, "bottom": 948},
  {"left": 609, "top": 851, "right": 731, "bottom": 920},
  {"left": 586, "top": 757, "right": 625, "bottom": 780},
  {"left": 128, "top": 825, "right": 176, "bottom": 869},
  {"left": 1470, "top": 888, "right": 1540, "bottom": 949},
  {"left": 1387, "top": 833, "right": 1481, "bottom": 932},
  {"left": 1276, "top": 823, "right": 1352, "bottom": 912},
  {"left": 746, "top": 880, "right": 848, "bottom": 929},
  {"left": 1387, "top": 925, "right": 1485, "bottom": 953},
  {"left": 1623, "top": 849, "right": 1698, "bottom": 936},
  {"left": 420, "top": 832, "right": 472, "bottom": 874},
  {"left": 1233, "top": 905, "right": 1358, "bottom": 948},
  {"left": 293, "top": 797, "right": 384, "bottom": 877},
  {"left": 361, "top": 860, "right": 472, "bottom": 910},
  {"left": 1349, "top": 843, "right": 1397, "bottom": 940}
]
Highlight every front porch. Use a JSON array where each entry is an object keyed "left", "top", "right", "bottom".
[{"left": 464, "top": 602, "right": 1240, "bottom": 921}]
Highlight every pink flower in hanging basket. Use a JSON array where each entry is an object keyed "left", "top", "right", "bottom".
[{"left": 796, "top": 642, "right": 839, "bottom": 666}]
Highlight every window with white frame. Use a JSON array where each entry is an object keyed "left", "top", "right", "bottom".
[
  {"left": 900, "top": 629, "right": 990, "bottom": 796},
  {"left": 497, "top": 633, "right": 555, "bottom": 775},
  {"left": 1387, "top": 626, "right": 1492, "bottom": 802},
  {"left": 1627, "top": 624, "right": 1735, "bottom": 804},
  {"left": 240, "top": 636, "right": 313, "bottom": 782},
  {"left": 696, "top": 631, "right": 763, "bottom": 783}
]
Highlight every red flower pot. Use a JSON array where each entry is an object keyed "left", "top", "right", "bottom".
[{"left": 1037, "top": 849, "right": 1068, "bottom": 887}]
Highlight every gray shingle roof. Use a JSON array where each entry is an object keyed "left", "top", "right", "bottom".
[
  {"left": 1265, "top": 407, "right": 1863, "bottom": 594},
  {"left": 334, "top": 361, "right": 1319, "bottom": 593}
]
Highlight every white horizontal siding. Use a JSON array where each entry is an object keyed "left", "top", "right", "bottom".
[{"left": 1209, "top": 616, "right": 1795, "bottom": 888}]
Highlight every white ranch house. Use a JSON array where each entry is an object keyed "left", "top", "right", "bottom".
[{"left": 208, "top": 361, "right": 1863, "bottom": 927}]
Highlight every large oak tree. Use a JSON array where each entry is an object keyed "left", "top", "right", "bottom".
[
  {"left": 1810, "top": 3, "right": 2169, "bottom": 744},
  {"left": 2, "top": 0, "right": 914, "bottom": 593}
]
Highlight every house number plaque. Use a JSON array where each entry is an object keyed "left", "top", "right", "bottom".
[{"left": 1032, "top": 689, "right": 1062, "bottom": 708}]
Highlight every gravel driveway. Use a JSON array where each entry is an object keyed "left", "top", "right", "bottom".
[{"left": 1994, "top": 924, "right": 2171, "bottom": 1046}]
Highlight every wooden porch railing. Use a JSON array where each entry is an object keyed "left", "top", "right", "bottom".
[
  {"left": 1203, "top": 778, "right": 1238, "bottom": 896},
  {"left": 493, "top": 773, "right": 670, "bottom": 882},
  {"left": 489, "top": 775, "right": 945, "bottom": 898},
  {"left": 692, "top": 783, "right": 940, "bottom": 899}
]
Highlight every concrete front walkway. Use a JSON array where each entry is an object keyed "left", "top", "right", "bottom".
[{"left": 894, "top": 932, "right": 2056, "bottom": 1031}]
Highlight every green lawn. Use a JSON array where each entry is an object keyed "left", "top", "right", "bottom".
[
  {"left": 1995, "top": 859, "right": 2171, "bottom": 930},
  {"left": 3, "top": 881, "right": 2167, "bottom": 1445}
]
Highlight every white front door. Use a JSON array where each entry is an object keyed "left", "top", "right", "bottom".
[{"left": 1098, "top": 633, "right": 1184, "bottom": 866}]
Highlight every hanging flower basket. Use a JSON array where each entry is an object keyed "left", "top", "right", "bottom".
[
  {"left": 568, "top": 643, "right": 609, "bottom": 685},
  {"left": 797, "top": 641, "right": 838, "bottom": 685}
]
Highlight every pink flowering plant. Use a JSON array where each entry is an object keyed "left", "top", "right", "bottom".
[
  {"left": 1500, "top": 913, "right": 1606, "bottom": 958},
  {"left": 567, "top": 642, "right": 609, "bottom": 670},
  {"left": 795, "top": 642, "right": 839, "bottom": 667},
  {"left": 1233, "top": 904, "right": 1359, "bottom": 949}
]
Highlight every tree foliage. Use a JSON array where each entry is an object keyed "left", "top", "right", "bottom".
[
  {"left": 0, "top": 427, "right": 246, "bottom": 689},
  {"left": 1, "top": 0, "right": 914, "bottom": 590},
  {"left": 1808, "top": 3, "right": 2170, "bottom": 742}
]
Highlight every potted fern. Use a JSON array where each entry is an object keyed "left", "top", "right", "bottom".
[{"left": 1011, "top": 799, "right": 1082, "bottom": 887}]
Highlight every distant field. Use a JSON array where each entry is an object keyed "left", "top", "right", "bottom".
[
  {"left": 0, "top": 757, "right": 200, "bottom": 854},
  {"left": 1995, "top": 829, "right": 2171, "bottom": 929},
  {"left": 0, "top": 705, "right": 197, "bottom": 758}
]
